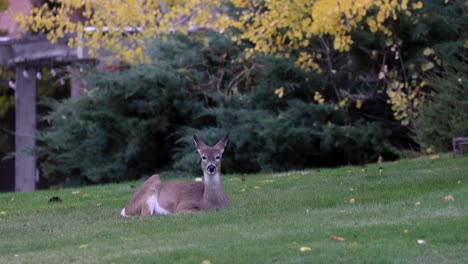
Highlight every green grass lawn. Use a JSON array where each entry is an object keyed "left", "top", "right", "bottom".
[{"left": 1, "top": 154, "right": 467, "bottom": 263}]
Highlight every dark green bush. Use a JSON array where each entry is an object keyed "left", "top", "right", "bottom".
[
  {"left": 27, "top": 1, "right": 468, "bottom": 187},
  {"left": 173, "top": 92, "right": 388, "bottom": 175},
  {"left": 416, "top": 54, "right": 468, "bottom": 152},
  {"left": 37, "top": 32, "right": 391, "bottom": 185},
  {"left": 36, "top": 33, "right": 241, "bottom": 184}
]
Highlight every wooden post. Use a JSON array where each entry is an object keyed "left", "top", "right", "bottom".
[
  {"left": 69, "top": 66, "right": 85, "bottom": 98},
  {"left": 15, "top": 65, "right": 36, "bottom": 192}
]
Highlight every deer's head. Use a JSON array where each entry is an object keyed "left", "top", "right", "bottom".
[{"left": 193, "top": 135, "right": 229, "bottom": 176}]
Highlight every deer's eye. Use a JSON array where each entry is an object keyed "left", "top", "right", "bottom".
[
  {"left": 202, "top": 156, "right": 207, "bottom": 160},
  {"left": 216, "top": 155, "right": 220, "bottom": 160}
]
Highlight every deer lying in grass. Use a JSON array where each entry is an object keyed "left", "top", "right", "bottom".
[{"left": 121, "top": 135, "right": 229, "bottom": 217}]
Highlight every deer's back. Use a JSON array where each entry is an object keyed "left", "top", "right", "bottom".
[{"left": 158, "top": 181, "right": 205, "bottom": 213}]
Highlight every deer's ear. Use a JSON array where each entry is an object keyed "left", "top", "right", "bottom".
[
  {"left": 214, "top": 134, "right": 229, "bottom": 154},
  {"left": 193, "top": 135, "right": 208, "bottom": 154}
]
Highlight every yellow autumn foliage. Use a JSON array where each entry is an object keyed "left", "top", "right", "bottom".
[
  {"left": 16, "top": 0, "right": 425, "bottom": 126},
  {"left": 17, "top": 0, "right": 419, "bottom": 66},
  {"left": 216, "top": 0, "right": 414, "bottom": 71},
  {"left": 16, "top": 0, "right": 224, "bottom": 64}
]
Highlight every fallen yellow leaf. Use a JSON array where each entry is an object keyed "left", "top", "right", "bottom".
[
  {"left": 415, "top": 201, "right": 421, "bottom": 206},
  {"left": 300, "top": 246, "right": 312, "bottom": 252},
  {"left": 349, "top": 198, "right": 355, "bottom": 204},
  {"left": 330, "top": 236, "right": 345, "bottom": 242},
  {"left": 403, "top": 229, "right": 409, "bottom": 235},
  {"left": 444, "top": 194, "right": 455, "bottom": 201},
  {"left": 347, "top": 241, "right": 358, "bottom": 248},
  {"left": 79, "top": 244, "right": 88, "bottom": 249},
  {"left": 0, "top": 211, "right": 6, "bottom": 215},
  {"left": 254, "top": 186, "right": 261, "bottom": 190},
  {"left": 201, "top": 260, "right": 211, "bottom": 264}
]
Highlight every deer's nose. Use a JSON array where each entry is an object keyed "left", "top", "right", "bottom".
[{"left": 207, "top": 164, "right": 216, "bottom": 173}]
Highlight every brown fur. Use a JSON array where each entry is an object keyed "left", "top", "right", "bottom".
[
  {"left": 121, "top": 135, "right": 229, "bottom": 217},
  {"left": 123, "top": 174, "right": 161, "bottom": 216}
]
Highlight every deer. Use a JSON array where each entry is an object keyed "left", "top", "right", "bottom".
[{"left": 120, "top": 135, "right": 229, "bottom": 217}]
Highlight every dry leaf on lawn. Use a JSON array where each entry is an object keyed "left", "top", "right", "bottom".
[
  {"left": 300, "top": 246, "right": 312, "bottom": 252},
  {"left": 444, "top": 194, "right": 455, "bottom": 201},
  {"left": 330, "top": 236, "right": 345, "bottom": 241}
]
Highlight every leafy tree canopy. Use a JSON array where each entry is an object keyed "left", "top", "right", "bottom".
[{"left": 18, "top": 1, "right": 467, "bottom": 128}]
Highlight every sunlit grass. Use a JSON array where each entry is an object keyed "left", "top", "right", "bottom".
[{"left": 0, "top": 154, "right": 467, "bottom": 263}]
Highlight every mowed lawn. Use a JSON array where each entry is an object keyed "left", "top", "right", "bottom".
[{"left": 0, "top": 154, "right": 467, "bottom": 263}]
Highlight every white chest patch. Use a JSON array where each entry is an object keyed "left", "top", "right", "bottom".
[{"left": 147, "top": 194, "right": 170, "bottom": 215}]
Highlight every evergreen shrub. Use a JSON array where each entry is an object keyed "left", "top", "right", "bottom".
[
  {"left": 37, "top": 33, "right": 391, "bottom": 185},
  {"left": 37, "top": 33, "right": 238, "bottom": 184},
  {"left": 416, "top": 54, "right": 468, "bottom": 152},
  {"left": 173, "top": 68, "right": 389, "bottom": 174}
]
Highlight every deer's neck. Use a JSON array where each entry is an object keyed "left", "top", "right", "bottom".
[{"left": 203, "top": 172, "right": 228, "bottom": 209}]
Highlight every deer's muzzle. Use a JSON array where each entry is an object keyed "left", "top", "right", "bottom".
[{"left": 207, "top": 164, "right": 216, "bottom": 174}]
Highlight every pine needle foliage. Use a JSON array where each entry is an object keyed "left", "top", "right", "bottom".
[
  {"left": 173, "top": 55, "right": 389, "bottom": 174},
  {"left": 36, "top": 32, "right": 241, "bottom": 185},
  {"left": 416, "top": 54, "right": 468, "bottom": 152},
  {"left": 36, "top": 32, "right": 391, "bottom": 184}
]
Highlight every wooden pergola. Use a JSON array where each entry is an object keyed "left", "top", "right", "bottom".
[{"left": 0, "top": 34, "right": 95, "bottom": 191}]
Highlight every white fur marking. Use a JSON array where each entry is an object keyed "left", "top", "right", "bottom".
[
  {"left": 204, "top": 172, "right": 221, "bottom": 185},
  {"left": 147, "top": 194, "right": 170, "bottom": 215},
  {"left": 120, "top": 208, "right": 127, "bottom": 217}
]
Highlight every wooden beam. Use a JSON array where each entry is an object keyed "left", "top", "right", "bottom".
[
  {"left": 10, "top": 38, "right": 76, "bottom": 65},
  {"left": 0, "top": 35, "right": 95, "bottom": 67},
  {"left": 0, "top": 44, "right": 13, "bottom": 65},
  {"left": 15, "top": 66, "right": 36, "bottom": 192}
]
